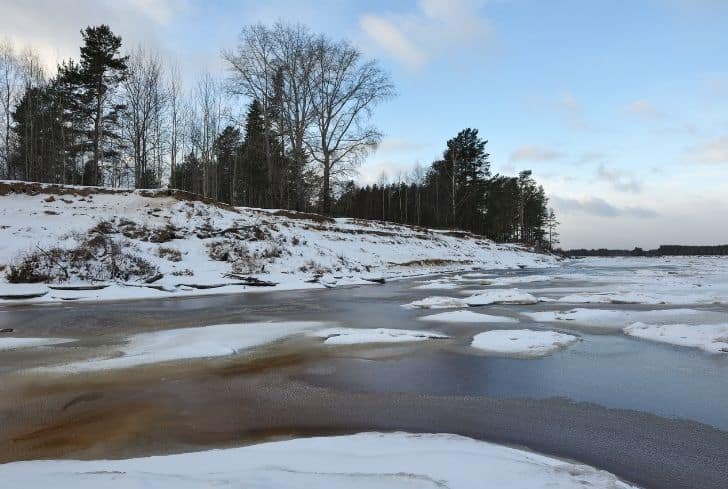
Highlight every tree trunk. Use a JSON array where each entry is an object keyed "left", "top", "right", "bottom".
[{"left": 322, "top": 153, "right": 331, "bottom": 215}]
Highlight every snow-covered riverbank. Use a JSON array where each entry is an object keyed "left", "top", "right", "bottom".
[
  {"left": 0, "top": 181, "right": 556, "bottom": 304},
  {"left": 0, "top": 432, "right": 638, "bottom": 488}
]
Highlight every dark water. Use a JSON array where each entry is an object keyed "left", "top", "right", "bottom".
[
  {"left": 2, "top": 262, "right": 728, "bottom": 488},
  {"left": 2, "top": 264, "right": 727, "bottom": 430}
]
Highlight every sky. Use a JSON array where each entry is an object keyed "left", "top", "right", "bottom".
[{"left": 1, "top": 0, "right": 728, "bottom": 249}]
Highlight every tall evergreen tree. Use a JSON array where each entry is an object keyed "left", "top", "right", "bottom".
[
  {"left": 73, "top": 25, "right": 128, "bottom": 186},
  {"left": 213, "top": 125, "right": 242, "bottom": 204}
]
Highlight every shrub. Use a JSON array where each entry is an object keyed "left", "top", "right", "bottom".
[
  {"left": 6, "top": 234, "right": 158, "bottom": 283},
  {"left": 158, "top": 246, "right": 182, "bottom": 262}
]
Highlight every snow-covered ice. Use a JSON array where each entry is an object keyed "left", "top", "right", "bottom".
[
  {"left": 404, "top": 289, "right": 541, "bottom": 309},
  {"left": 419, "top": 310, "right": 518, "bottom": 323},
  {"left": 557, "top": 292, "right": 666, "bottom": 305},
  {"left": 45, "top": 321, "right": 323, "bottom": 372},
  {"left": 311, "top": 327, "right": 449, "bottom": 345},
  {"left": 551, "top": 257, "right": 728, "bottom": 305},
  {"left": 471, "top": 329, "right": 579, "bottom": 357},
  {"left": 403, "top": 296, "right": 468, "bottom": 309},
  {"left": 479, "top": 274, "right": 554, "bottom": 286},
  {"left": 0, "top": 432, "right": 638, "bottom": 489},
  {"left": 624, "top": 322, "right": 728, "bottom": 354},
  {"left": 522, "top": 308, "right": 711, "bottom": 331},
  {"left": 413, "top": 281, "right": 461, "bottom": 290},
  {"left": 0, "top": 337, "right": 73, "bottom": 351},
  {"left": 463, "top": 288, "right": 541, "bottom": 305}
]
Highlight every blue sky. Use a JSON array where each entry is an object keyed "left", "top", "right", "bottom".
[{"left": 2, "top": 0, "right": 728, "bottom": 248}]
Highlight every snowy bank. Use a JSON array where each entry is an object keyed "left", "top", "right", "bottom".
[
  {"left": 0, "top": 432, "right": 638, "bottom": 489},
  {"left": 471, "top": 329, "right": 579, "bottom": 357},
  {"left": 0, "top": 182, "right": 556, "bottom": 304}
]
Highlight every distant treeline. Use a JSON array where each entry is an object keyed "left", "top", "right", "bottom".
[{"left": 565, "top": 245, "right": 728, "bottom": 257}]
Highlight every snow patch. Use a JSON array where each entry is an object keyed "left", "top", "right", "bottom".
[
  {"left": 46, "top": 321, "right": 323, "bottom": 372},
  {"left": 419, "top": 310, "right": 518, "bottom": 323},
  {"left": 624, "top": 322, "right": 728, "bottom": 354},
  {"left": 471, "top": 329, "right": 579, "bottom": 357},
  {"left": 0, "top": 432, "right": 638, "bottom": 489},
  {"left": 557, "top": 292, "right": 666, "bottom": 305},
  {"left": 464, "top": 288, "right": 541, "bottom": 305},
  {"left": 311, "top": 328, "right": 449, "bottom": 345},
  {"left": 524, "top": 308, "right": 708, "bottom": 330},
  {"left": 413, "top": 281, "right": 461, "bottom": 290},
  {"left": 403, "top": 296, "right": 467, "bottom": 309}
]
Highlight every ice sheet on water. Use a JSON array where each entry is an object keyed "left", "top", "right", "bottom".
[{"left": 0, "top": 432, "right": 639, "bottom": 489}]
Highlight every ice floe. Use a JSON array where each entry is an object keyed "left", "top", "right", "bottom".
[
  {"left": 419, "top": 310, "right": 518, "bottom": 323},
  {"left": 404, "top": 289, "right": 541, "bottom": 309},
  {"left": 557, "top": 292, "right": 666, "bottom": 305},
  {"left": 471, "top": 329, "right": 579, "bottom": 357},
  {"left": 403, "top": 296, "right": 468, "bottom": 309},
  {"left": 480, "top": 274, "right": 554, "bottom": 286},
  {"left": 0, "top": 337, "right": 73, "bottom": 351},
  {"left": 46, "top": 321, "right": 323, "bottom": 372},
  {"left": 624, "top": 322, "right": 728, "bottom": 354},
  {"left": 464, "top": 288, "right": 541, "bottom": 305},
  {"left": 311, "top": 327, "right": 449, "bottom": 345},
  {"left": 413, "top": 281, "right": 461, "bottom": 290},
  {"left": 0, "top": 432, "right": 638, "bottom": 489},
  {"left": 523, "top": 308, "right": 711, "bottom": 330}
]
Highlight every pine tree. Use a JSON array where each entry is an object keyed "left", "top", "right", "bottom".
[
  {"left": 73, "top": 25, "right": 128, "bottom": 186},
  {"left": 545, "top": 208, "right": 560, "bottom": 251},
  {"left": 213, "top": 125, "right": 242, "bottom": 204},
  {"left": 240, "top": 100, "right": 272, "bottom": 207}
]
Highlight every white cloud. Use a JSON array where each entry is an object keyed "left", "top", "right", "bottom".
[
  {"left": 551, "top": 196, "right": 658, "bottom": 219},
  {"left": 0, "top": 0, "right": 185, "bottom": 71},
  {"left": 509, "top": 145, "right": 564, "bottom": 163},
  {"left": 360, "top": 16, "right": 427, "bottom": 70},
  {"left": 359, "top": 0, "right": 491, "bottom": 70},
  {"left": 686, "top": 135, "right": 728, "bottom": 164},
  {"left": 623, "top": 99, "right": 664, "bottom": 119},
  {"left": 377, "top": 137, "right": 432, "bottom": 154},
  {"left": 127, "top": 0, "right": 180, "bottom": 25},
  {"left": 596, "top": 164, "right": 643, "bottom": 193}
]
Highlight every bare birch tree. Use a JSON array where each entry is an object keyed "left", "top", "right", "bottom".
[
  {"left": 0, "top": 40, "right": 23, "bottom": 178},
  {"left": 307, "top": 37, "right": 394, "bottom": 214}
]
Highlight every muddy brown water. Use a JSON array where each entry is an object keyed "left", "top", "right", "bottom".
[{"left": 1, "top": 266, "right": 727, "bottom": 489}]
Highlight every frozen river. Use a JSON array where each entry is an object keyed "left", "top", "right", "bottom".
[{"left": 1, "top": 257, "right": 727, "bottom": 489}]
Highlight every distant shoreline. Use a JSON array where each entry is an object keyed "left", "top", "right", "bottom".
[{"left": 564, "top": 245, "right": 728, "bottom": 257}]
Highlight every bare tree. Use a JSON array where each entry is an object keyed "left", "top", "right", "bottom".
[
  {"left": 307, "top": 37, "right": 394, "bottom": 214},
  {"left": 122, "top": 47, "right": 166, "bottom": 187},
  {"left": 271, "top": 22, "right": 317, "bottom": 210},
  {"left": 167, "top": 61, "right": 184, "bottom": 182},
  {"left": 192, "top": 72, "right": 224, "bottom": 198},
  {"left": 222, "top": 24, "right": 279, "bottom": 204},
  {"left": 0, "top": 40, "right": 23, "bottom": 178}
]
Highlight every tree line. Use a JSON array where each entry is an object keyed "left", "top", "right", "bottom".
[
  {"left": 0, "top": 23, "right": 556, "bottom": 248},
  {"left": 335, "top": 129, "right": 556, "bottom": 247}
]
